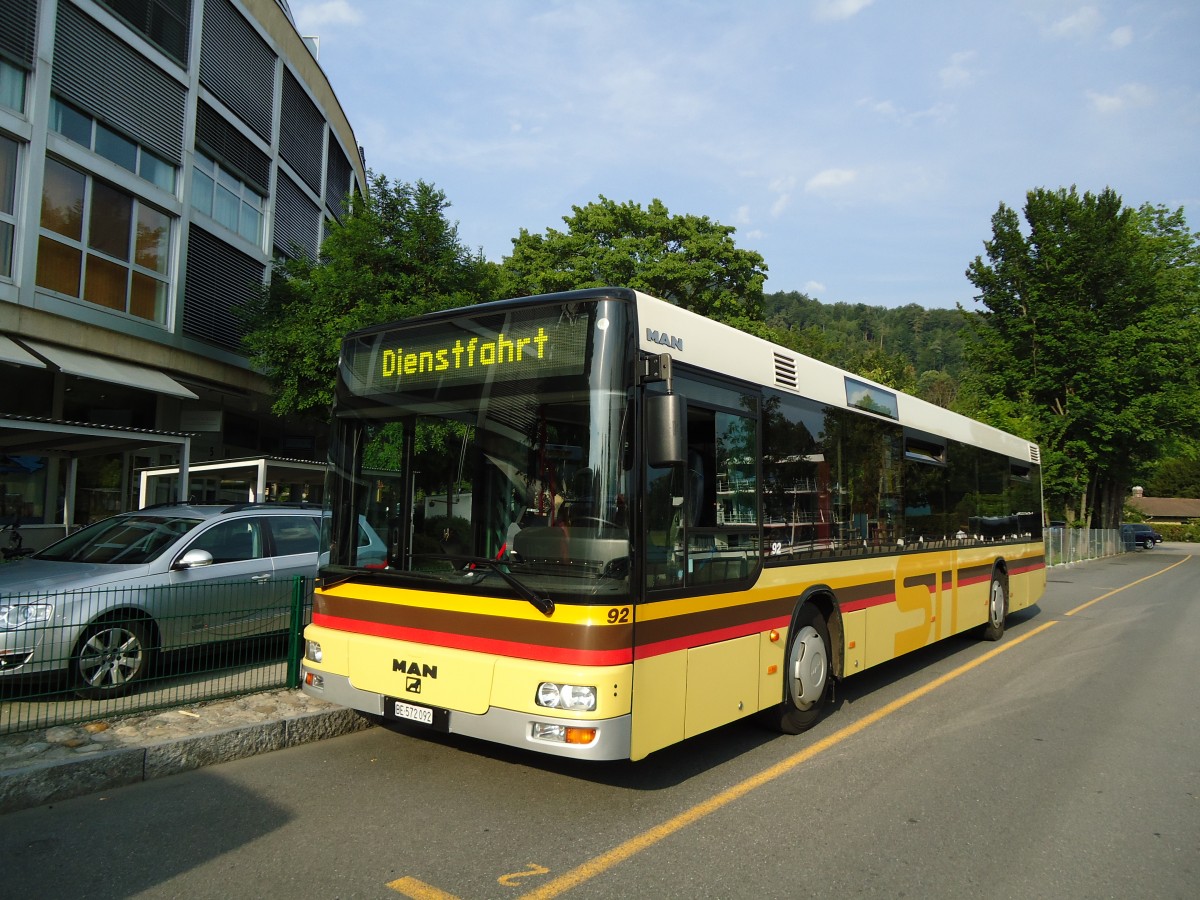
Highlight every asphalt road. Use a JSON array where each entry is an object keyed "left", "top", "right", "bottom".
[{"left": 2, "top": 545, "right": 1197, "bottom": 899}]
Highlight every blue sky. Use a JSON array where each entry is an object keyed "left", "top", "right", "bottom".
[{"left": 290, "top": 0, "right": 1199, "bottom": 309}]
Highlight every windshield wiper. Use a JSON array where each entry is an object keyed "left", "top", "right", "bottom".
[{"left": 453, "top": 556, "right": 555, "bottom": 616}]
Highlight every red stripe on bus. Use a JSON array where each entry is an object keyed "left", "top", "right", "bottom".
[
  {"left": 312, "top": 612, "right": 634, "bottom": 666},
  {"left": 839, "top": 591, "right": 895, "bottom": 613},
  {"left": 957, "top": 573, "right": 991, "bottom": 587},
  {"left": 634, "top": 614, "right": 792, "bottom": 659}
]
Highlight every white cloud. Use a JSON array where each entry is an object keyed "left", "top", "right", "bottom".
[
  {"left": 1086, "top": 82, "right": 1154, "bottom": 113},
  {"left": 1048, "top": 6, "right": 1103, "bottom": 39},
  {"left": 939, "top": 51, "right": 977, "bottom": 90},
  {"left": 864, "top": 97, "right": 955, "bottom": 126},
  {"left": 804, "top": 280, "right": 827, "bottom": 296},
  {"left": 812, "top": 0, "right": 875, "bottom": 22},
  {"left": 292, "top": 0, "right": 363, "bottom": 31},
  {"left": 1109, "top": 26, "right": 1133, "bottom": 48},
  {"left": 805, "top": 168, "right": 858, "bottom": 192},
  {"left": 768, "top": 176, "right": 797, "bottom": 217},
  {"left": 868, "top": 99, "right": 899, "bottom": 117}
]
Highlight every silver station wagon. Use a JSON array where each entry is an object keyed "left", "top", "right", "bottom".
[{"left": 0, "top": 503, "right": 385, "bottom": 698}]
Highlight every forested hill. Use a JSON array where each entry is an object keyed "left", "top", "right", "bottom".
[{"left": 763, "top": 291, "right": 975, "bottom": 402}]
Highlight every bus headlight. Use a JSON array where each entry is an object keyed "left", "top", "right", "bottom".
[
  {"left": 535, "top": 681, "right": 597, "bottom": 712},
  {"left": 305, "top": 640, "right": 323, "bottom": 663}
]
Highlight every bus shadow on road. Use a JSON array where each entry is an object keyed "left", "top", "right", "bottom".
[{"left": 372, "top": 605, "right": 1048, "bottom": 790}]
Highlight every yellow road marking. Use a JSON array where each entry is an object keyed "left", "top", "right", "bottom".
[
  {"left": 518, "top": 620, "right": 1059, "bottom": 899},
  {"left": 499, "top": 864, "right": 550, "bottom": 887},
  {"left": 390, "top": 556, "right": 1190, "bottom": 900},
  {"left": 387, "top": 875, "right": 460, "bottom": 899},
  {"left": 1064, "top": 555, "right": 1192, "bottom": 617}
]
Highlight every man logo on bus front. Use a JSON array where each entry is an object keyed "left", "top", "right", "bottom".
[{"left": 406, "top": 676, "right": 421, "bottom": 694}]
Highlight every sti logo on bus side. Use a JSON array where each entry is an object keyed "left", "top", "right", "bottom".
[{"left": 646, "top": 328, "right": 683, "bottom": 352}]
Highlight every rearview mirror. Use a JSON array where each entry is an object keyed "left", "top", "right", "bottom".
[{"left": 646, "top": 393, "right": 686, "bottom": 467}]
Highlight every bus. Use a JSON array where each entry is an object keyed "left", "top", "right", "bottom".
[{"left": 300, "top": 287, "right": 1045, "bottom": 760}]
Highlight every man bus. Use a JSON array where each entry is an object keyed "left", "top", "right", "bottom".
[{"left": 300, "top": 287, "right": 1044, "bottom": 760}]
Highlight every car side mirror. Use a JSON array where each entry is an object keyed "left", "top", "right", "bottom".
[{"left": 174, "top": 548, "right": 214, "bottom": 570}]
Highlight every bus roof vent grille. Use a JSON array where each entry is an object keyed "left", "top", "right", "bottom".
[
  {"left": 774, "top": 352, "right": 797, "bottom": 388},
  {"left": 1029, "top": 444, "right": 1041, "bottom": 464}
]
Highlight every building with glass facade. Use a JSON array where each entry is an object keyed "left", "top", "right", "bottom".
[{"left": 0, "top": 0, "right": 366, "bottom": 542}]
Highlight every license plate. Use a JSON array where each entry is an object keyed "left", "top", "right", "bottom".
[{"left": 383, "top": 697, "right": 448, "bottom": 731}]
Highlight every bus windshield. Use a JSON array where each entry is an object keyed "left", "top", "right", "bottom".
[{"left": 324, "top": 297, "right": 634, "bottom": 603}]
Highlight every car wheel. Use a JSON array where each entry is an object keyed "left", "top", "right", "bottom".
[
  {"left": 979, "top": 571, "right": 1007, "bottom": 641},
  {"left": 1142, "top": 538, "right": 1153, "bottom": 550},
  {"left": 73, "top": 620, "right": 154, "bottom": 699},
  {"left": 769, "top": 604, "right": 832, "bottom": 735}
]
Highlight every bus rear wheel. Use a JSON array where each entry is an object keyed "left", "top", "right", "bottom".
[{"left": 770, "top": 604, "right": 831, "bottom": 735}]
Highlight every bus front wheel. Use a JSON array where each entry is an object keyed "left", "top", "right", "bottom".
[
  {"left": 979, "top": 571, "right": 1008, "bottom": 642},
  {"left": 772, "top": 604, "right": 831, "bottom": 735}
]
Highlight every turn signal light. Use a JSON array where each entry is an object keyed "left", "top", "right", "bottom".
[
  {"left": 565, "top": 727, "right": 597, "bottom": 744},
  {"left": 531, "top": 722, "right": 598, "bottom": 745}
]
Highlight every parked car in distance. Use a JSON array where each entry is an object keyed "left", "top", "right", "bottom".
[
  {"left": 0, "top": 503, "right": 385, "bottom": 698},
  {"left": 1120, "top": 522, "right": 1162, "bottom": 551}
]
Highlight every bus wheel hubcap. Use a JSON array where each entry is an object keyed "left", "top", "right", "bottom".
[
  {"left": 790, "top": 625, "right": 827, "bottom": 709},
  {"left": 990, "top": 582, "right": 1005, "bottom": 627}
]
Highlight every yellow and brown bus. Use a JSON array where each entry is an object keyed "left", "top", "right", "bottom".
[{"left": 301, "top": 287, "right": 1045, "bottom": 760}]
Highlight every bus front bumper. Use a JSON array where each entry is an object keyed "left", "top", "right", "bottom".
[{"left": 300, "top": 666, "right": 632, "bottom": 761}]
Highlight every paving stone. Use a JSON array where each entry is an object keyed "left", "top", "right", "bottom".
[{"left": 0, "top": 688, "right": 374, "bottom": 815}]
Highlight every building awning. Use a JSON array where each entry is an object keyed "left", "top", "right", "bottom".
[
  {"left": 0, "top": 414, "right": 194, "bottom": 458},
  {"left": 0, "top": 415, "right": 194, "bottom": 527},
  {"left": 0, "top": 335, "right": 46, "bottom": 368},
  {"left": 20, "top": 339, "right": 199, "bottom": 400}
]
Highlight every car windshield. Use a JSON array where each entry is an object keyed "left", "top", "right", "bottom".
[{"left": 35, "top": 515, "right": 203, "bottom": 564}]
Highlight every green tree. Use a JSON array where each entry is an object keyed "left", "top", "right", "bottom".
[
  {"left": 962, "top": 186, "right": 1200, "bottom": 527},
  {"left": 242, "top": 175, "right": 495, "bottom": 417},
  {"left": 1144, "top": 451, "right": 1200, "bottom": 498},
  {"left": 763, "top": 290, "right": 971, "bottom": 386},
  {"left": 499, "top": 196, "right": 767, "bottom": 326},
  {"left": 915, "top": 370, "right": 958, "bottom": 408}
]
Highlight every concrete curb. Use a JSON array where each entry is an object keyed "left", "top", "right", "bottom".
[{"left": 0, "top": 707, "right": 373, "bottom": 815}]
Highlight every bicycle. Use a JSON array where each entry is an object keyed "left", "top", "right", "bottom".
[{"left": 1, "top": 520, "right": 35, "bottom": 561}]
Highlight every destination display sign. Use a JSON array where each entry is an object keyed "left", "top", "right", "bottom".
[{"left": 341, "top": 308, "right": 591, "bottom": 396}]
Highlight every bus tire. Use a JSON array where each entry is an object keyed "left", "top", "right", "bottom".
[
  {"left": 772, "top": 604, "right": 831, "bottom": 735},
  {"left": 979, "top": 570, "right": 1008, "bottom": 642}
]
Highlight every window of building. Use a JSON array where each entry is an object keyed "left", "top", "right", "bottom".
[
  {"left": 0, "top": 58, "right": 25, "bottom": 113},
  {"left": 95, "top": 0, "right": 192, "bottom": 67},
  {"left": 36, "top": 158, "right": 172, "bottom": 323},
  {"left": 0, "top": 134, "right": 17, "bottom": 277},
  {"left": 49, "top": 97, "right": 178, "bottom": 192},
  {"left": 191, "top": 152, "right": 263, "bottom": 246}
]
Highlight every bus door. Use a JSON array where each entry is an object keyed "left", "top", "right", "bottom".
[{"left": 634, "top": 373, "right": 762, "bottom": 757}]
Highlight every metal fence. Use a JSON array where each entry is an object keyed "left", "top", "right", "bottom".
[
  {"left": 1044, "top": 528, "right": 1126, "bottom": 567},
  {"left": 1, "top": 576, "right": 312, "bottom": 736},
  {"left": 1, "top": 530, "right": 1127, "bottom": 736}
]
